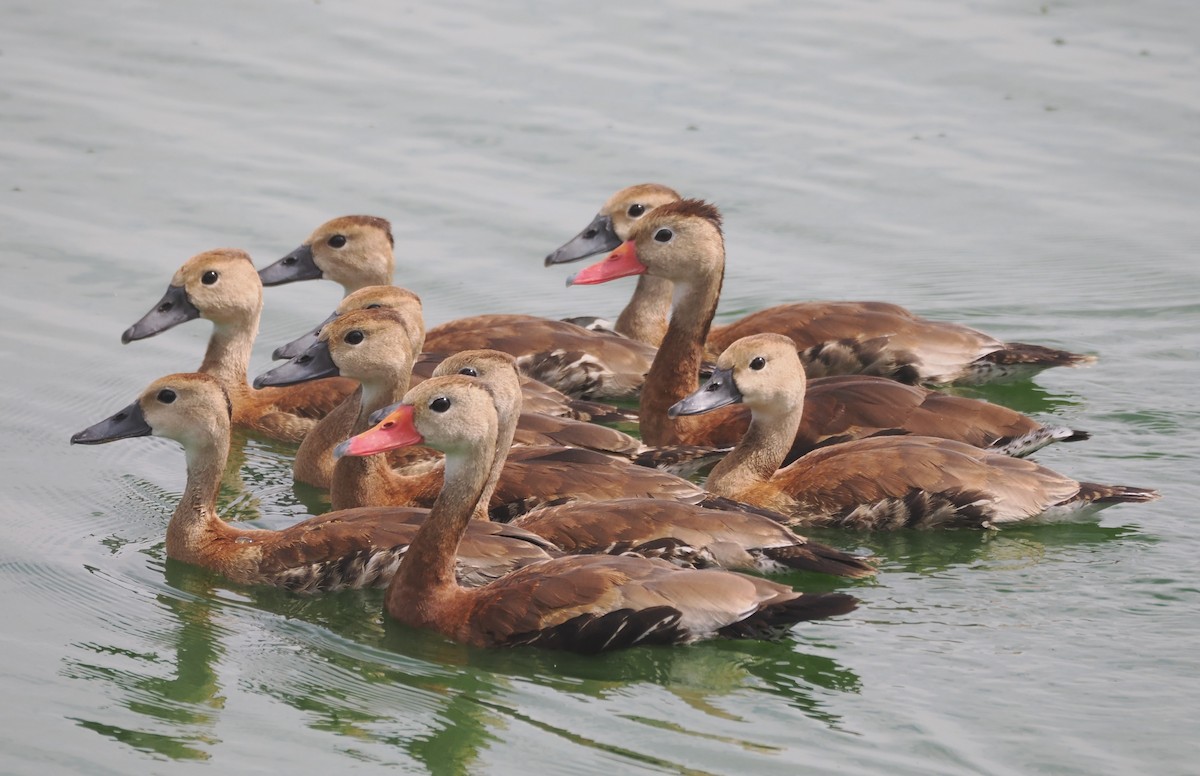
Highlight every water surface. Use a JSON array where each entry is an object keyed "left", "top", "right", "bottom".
[{"left": 2, "top": 1, "right": 1198, "bottom": 773}]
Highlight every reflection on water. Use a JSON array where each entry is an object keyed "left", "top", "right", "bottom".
[
  {"left": 63, "top": 564, "right": 225, "bottom": 760},
  {"left": 60, "top": 544, "right": 865, "bottom": 768},
  {"left": 937, "top": 379, "right": 1084, "bottom": 417},
  {"left": 843, "top": 521, "right": 1144, "bottom": 576}
]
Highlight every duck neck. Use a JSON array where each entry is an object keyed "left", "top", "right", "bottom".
[
  {"left": 614, "top": 275, "right": 672, "bottom": 347},
  {"left": 707, "top": 397, "right": 804, "bottom": 498},
  {"left": 388, "top": 446, "right": 493, "bottom": 616},
  {"left": 474, "top": 393, "right": 521, "bottom": 521},
  {"left": 329, "top": 366, "right": 414, "bottom": 510},
  {"left": 199, "top": 312, "right": 259, "bottom": 392},
  {"left": 641, "top": 268, "right": 724, "bottom": 445},
  {"left": 165, "top": 429, "right": 236, "bottom": 564}
]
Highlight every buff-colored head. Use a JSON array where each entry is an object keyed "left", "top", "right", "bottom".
[
  {"left": 333, "top": 285, "right": 425, "bottom": 353},
  {"left": 669, "top": 334, "right": 804, "bottom": 422},
  {"left": 315, "top": 308, "right": 418, "bottom": 385},
  {"left": 260, "top": 215, "right": 394, "bottom": 293},
  {"left": 123, "top": 249, "right": 261, "bottom": 343},
  {"left": 545, "top": 183, "right": 683, "bottom": 266},
  {"left": 431, "top": 350, "right": 522, "bottom": 407},
  {"left": 337, "top": 376, "right": 499, "bottom": 463},
  {"left": 568, "top": 199, "right": 725, "bottom": 289},
  {"left": 71, "top": 372, "right": 232, "bottom": 453},
  {"left": 171, "top": 249, "right": 262, "bottom": 326},
  {"left": 714, "top": 334, "right": 807, "bottom": 419},
  {"left": 600, "top": 183, "right": 683, "bottom": 242}
]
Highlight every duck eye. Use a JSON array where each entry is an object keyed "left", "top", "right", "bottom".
[
  {"left": 328, "top": 234, "right": 347, "bottom": 248},
  {"left": 750, "top": 357, "right": 766, "bottom": 370},
  {"left": 344, "top": 330, "right": 365, "bottom": 345},
  {"left": 202, "top": 270, "right": 219, "bottom": 285},
  {"left": 654, "top": 228, "right": 673, "bottom": 243},
  {"left": 458, "top": 367, "right": 478, "bottom": 377},
  {"left": 157, "top": 389, "right": 177, "bottom": 404},
  {"left": 430, "top": 396, "right": 451, "bottom": 413},
  {"left": 628, "top": 203, "right": 646, "bottom": 217}
]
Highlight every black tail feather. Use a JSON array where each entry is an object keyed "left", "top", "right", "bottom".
[
  {"left": 718, "top": 593, "right": 858, "bottom": 640},
  {"left": 760, "top": 544, "right": 876, "bottom": 578},
  {"left": 505, "top": 606, "right": 689, "bottom": 653}
]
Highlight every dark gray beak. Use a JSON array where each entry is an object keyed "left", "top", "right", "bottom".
[
  {"left": 668, "top": 367, "right": 743, "bottom": 418},
  {"left": 544, "top": 213, "right": 621, "bottom": 266},
  {"left": 71, "top": 400, "right": 152, "bottom": 445},
  {"left": 272, "top": 311, "right": 338, "bottom": 360},
  {"left": 259, "top": 243, "right": 321, "bottom": 286},
  {"left": 253, "top": 339, "right": 339, "bottom": 388},
  {"left": 121, "top": 285, "right": 200, "bottom": 343},
  {"left": 368, "top": 400, "right": 404, "bottom": 426}
]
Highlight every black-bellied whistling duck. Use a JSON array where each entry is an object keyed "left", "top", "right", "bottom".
[
  {"left": 352, "top": 350, "right": 873, "bottom": 579},
  {"left": 121, "top": 249, "right": 356, "bottom": 443},
  {"left": 70, "top": 373, "right": 558, "bottom": 591},
  {"left": 269, "top": 284, "right": 635, "bottom": 424},
  {"left": 267, "top": 336, "right": 750, "bottom": 519},
  {"left": 546, "top": 182, "right": 681, "bottom": 345},
  {"left": 258, "top": 293, "right": 428, "bottom": 489},
  {"left": 550, "top": 184, "right": 1095, "bottom": 384},
  {"left": 261, "top": 216, "right": 655, "bottom": 399},
  {"left": 259, "top": 215, "right": 395, "bottom": 294},
  {"left": 568, "top": 200, "right": 1091, "bottom": 458},
  {"left": 336, "top": 374, "right": 858, "bottom": 651},
  {"left": 670, "top": 334, "right": 1159, "bottom": 529}
]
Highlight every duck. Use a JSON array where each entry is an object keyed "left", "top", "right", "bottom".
[
  {"left": 258, "top": 301, "right": 705, "bottom": 489},
  {"left": 568, "top": 199, "right": 1090, "bottom": 459},
  {"left": 269, "top": 284, "right": 636, "bottom": 425},
  {"left": 260, "top": 293, "right": 428, "bottom": 489},
  {"left": 549, "top": 184, "right": 1095, "bottom": 385},
  {"left": 335, "top": 373, "right": 859, "bottom": 651},
  {"left": 258, "top": 215, "right": 395, "bottom": 294},
  {"left": 261, "top": 216, "right": 656, "bottom": 399},
  {"left": 69, "top": 373, "right": 559, "bottom": 591},
  {"left": 401, "top": 351, "right": 871, "bottom": 578},
  {"left": 262, "top": 329, "right": 753, "bottom": 520},
  {"left": 669, "top": 333, "right": 1160, "bottom": 529},
  {"left": 121, "top": 249, "right": 356, "bottom": 443}
]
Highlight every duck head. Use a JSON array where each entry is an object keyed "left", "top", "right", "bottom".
[
  {"left": 259, "top": 215, "right": 394, "bottom": 292},
  {"left": 122, "top": 249, "right": 260, "bottom": 343}
]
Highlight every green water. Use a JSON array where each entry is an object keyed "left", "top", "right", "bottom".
[{"left": 2, "top": 1, "right": 1197, "bottom": 773}]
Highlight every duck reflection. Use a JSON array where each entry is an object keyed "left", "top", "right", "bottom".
[
  {"left": 63, "top": 560, "right": 228, "bottom": 760},
  {"left": 939, "top": 379, "right": 1083, "bottom": 417},
  {"left": 839, "top": 521, "right": 1142, "bottom": 575}
]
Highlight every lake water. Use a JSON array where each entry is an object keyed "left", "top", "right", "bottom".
[{"left": 2, "top": 1, "right": 1198, "bottom": 773}]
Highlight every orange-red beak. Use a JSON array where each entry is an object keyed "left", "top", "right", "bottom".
[
  {"left": 333, "top": 404, "right": 423, "bottom": 458},
  {"left": 566, "top": 240, "right": 647, "bottom": 286}
]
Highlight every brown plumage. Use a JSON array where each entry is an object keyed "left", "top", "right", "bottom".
[
  {"left": 270, "top": 288, "right": 639, "bottom": 489},
  {"left": 121, "top": 248, "right": 356, "bottom": 443},
  {"left": 569, "top": 201, "right": 1089, "bottom": 460},
  {"left": 70, "top": 374, "right": 557, "bottom": 592},
  {"left": 514, "top": 498, "right": 875, "bottom": 577},
  {"left": 691, "top": 374, "right": 1090, "bottom": 462},
  {"left": 262, "top": 215, "right": 656, "bottom": 399},
  {"left": 338, "top": 375, "right": 857, "bottom": 652},
  {"left": 673, "top": 334, "right": 1159, "bottom": 530},
  {"left": 423, "top": 314, "right": 657, "bottom": 399},
  {"left": 329, "top": 350, "right": 758, "bottom": 522},
  {"left": 705, "top": 302, "right": 1096, "bottom": 385},
  {"left": 550, "top": 184, "right": 1095, "bottom": 384}
]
